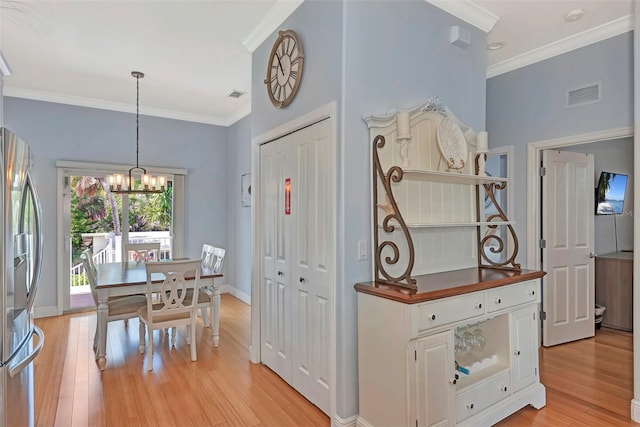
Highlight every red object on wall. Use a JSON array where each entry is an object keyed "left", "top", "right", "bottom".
[{"left": 285, "top": 178, "right": 291, "bottom": 215}]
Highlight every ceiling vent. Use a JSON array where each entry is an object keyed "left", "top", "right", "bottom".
[
  {"left": 566, "top": 82, "right": 601, "bottom": 109},
  {"left": 228, "top": 90, "right": 246, "bottom": 99}
]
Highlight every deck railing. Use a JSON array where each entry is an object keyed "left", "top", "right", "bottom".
[
  {"left": 70, "top": 232, "right": 173, "bottom": 287},
  {"left": 70, "top": 244, "right": 112, "bottom": 287}
]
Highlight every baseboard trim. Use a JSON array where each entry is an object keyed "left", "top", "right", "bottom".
[
  {"left": 220, "top": 285, "right": 251, "bottom": 305},
  {"left": 34, "top": 306, "right": 60, "bottom": 319},
  {"left": 631, "top": 399, "right": 640, "bottom": 422},
  {"left": 334, "top": 414, "right": 357, "bottom": 427},
  {"left": 355, "top": 416, "right": 373, "bottom": 427}
]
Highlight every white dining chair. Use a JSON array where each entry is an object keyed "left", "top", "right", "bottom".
[
  {"left": 137, "top": 259, "right": 202, "bottom": 371},
  {"left": 192, "top": 245, "right": 225, "bottom": 333},
  {"left": 80, "top": 251, "right": 147, "bottom": 356},
  {"left": 124, "top": 242, "right": 161, "bottom": 263}
]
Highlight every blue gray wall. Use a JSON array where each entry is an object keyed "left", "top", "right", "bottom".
[
  {"left": 487, "top": 32, "right": 634, "bottom": 264},
  {"left": 227, "top": 115, "right": 252, "bottom": 300},
  {"left": 4, "top": 97, "right": 230, "bottom": 310},
  {"left": 252, "top": 0, "right": 487, "bottom": 418}
]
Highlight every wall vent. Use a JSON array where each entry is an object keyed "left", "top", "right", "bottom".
[
  {"left": 228, "top": 90, "right": 246, "bottom": 99},
  {"left": 566, "top": 82, "right": 601, "bottom": 109}
]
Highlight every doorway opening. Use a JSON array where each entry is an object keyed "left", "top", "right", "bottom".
[
  {"left": 526, "top": 128, "right": 634, "bottom": 346},
  {"left": 68, "top": 174, "right": 174, "bottom": 311}
]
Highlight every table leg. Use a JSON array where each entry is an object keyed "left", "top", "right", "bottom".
[
  {"left": 212, "top": 287, "right": 220, "bottom": 347},
  {"left": 97, "top": 289, "right": 109, "bottom": 370}
]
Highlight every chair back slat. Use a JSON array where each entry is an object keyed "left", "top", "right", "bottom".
[
  {"left": 125, "top": 242, "right": 161, "bottom": 262},
  {"left": 201, "top": 244, "right": 226, "bottom": 273},
  {"left": 145, "top": 259, "right": 201, "bottom": 318},
  {"left": 80, "top": 250, "right": 98, "bottom": 306}
]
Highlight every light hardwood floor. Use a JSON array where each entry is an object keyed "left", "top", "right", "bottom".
[{"left": 34, "top": 295, "right": 637, "bottom": 426}]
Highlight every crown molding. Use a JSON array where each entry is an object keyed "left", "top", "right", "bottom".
[
  {"left": 487, "top": 14, "right": 633, "bottom": 79},
  {"left": 0, "top": 51, "right": 12, "bottom": 77},
  {"left": 2, "top": 86, "right": 244, "bottom": 126},
  {"left": 243, "top": 0, "right": 304, "bottom": 53},
  {"left": 425, "top": 0, "right": 499, "bottom": 33}
]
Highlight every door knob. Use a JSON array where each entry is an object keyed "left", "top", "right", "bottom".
[
  {"left": 589, "top": 252, "right": 597, "bottom": 258},
  {"left": 299, "top": 277, "right": 305, "bottom": 283},
  {"left": 277, "top": 271, "right": 284, "bottom": 276}
]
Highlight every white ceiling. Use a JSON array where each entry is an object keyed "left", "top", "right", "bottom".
[{"left": 0, "top": 0, "right": 634, "bottom": 126}]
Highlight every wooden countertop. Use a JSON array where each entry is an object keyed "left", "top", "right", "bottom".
[
  {"left": 596, "top": 251, "right": 633, "bottom": 261},
  {"left": 354, "top": 267, "right": 546, "bottom": 304}
]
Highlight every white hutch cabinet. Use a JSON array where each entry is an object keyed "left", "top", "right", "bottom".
[{"left": 355, "top": 99, "right": 546, "bottom": 427}]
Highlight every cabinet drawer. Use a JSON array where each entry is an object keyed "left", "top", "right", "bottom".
[
  {"left": 456, "top": 371, "right": 511, "bottom": 422},
  {"left": 416, "top": 293, "right": 485, "bottom": 333},
  {"left": 486, "top": 281, "right": 538, "bottom": 313}
]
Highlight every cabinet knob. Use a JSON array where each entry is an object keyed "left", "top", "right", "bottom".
[
  {"left": 430, "top": 314, "right": 436, "bottom": 321},
  {"left": 475, "top": 303, "right": 483, "bottom": 309},
  {"left": 299, "top": 277, "right": 305, "bottom": 283},
  {"left": 466, "top": 402, "right": 474, "bottom": 410},
  {"left": 529, "top": 290, "right": 535, "bottom": 296},
  {"left": 449, "top": 378, "right": 457, "bottom": 385},
  {"left": 514, "top": 350, "right": 521, "bottom": 356},
  {"left": 277, "top": 271, "right": 284, "bottom": 276},
  {"left": 495, "top": 298, "right": 502, "bottom": 304},
  {"left": 501, "top": 385, "right": 508, "bottom": 393}
]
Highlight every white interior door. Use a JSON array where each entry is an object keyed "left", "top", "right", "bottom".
[
  {"left": 260, "top": 118, "right": 333, "bottom": 415},
  {"left": 290, "top": 119, "right": 332, "bottom": 414},
  {"left": 542, "top": 150, "right": 594, "bottom": 346},
  {"left": 260, "top": 137, "right": 293, "bottom": 382}
]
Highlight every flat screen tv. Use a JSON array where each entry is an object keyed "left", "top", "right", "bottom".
[{"left": 595, "top": 171, "right": 628, "bottom": 215}]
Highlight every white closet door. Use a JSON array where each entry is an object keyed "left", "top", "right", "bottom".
[
  {"left": 260, "top": 118, "right": 334, "bottom": 415},
  {"left": 291, "top": 119, "right": 333, "bottom": 414},
  {"left": 260, "top": 137, "right": 293, "bottom": 383}
]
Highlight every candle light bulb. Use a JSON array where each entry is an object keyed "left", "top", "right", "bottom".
[
  {"left": 159, "top": 176, "right": 166, "bottom": 188},
  {"left": 151, "top": 176, "right": 157, "bottom": 189},
  {"left": 142, "top": 174, "right": 150, "bottom": 188}
]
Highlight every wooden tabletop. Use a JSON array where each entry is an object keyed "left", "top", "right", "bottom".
[
  {"left": 354, "top": 267, "right": 546, "bottom": 304},
  {"left": 96, "top": 261, "right": 223, "bottom": 289}
]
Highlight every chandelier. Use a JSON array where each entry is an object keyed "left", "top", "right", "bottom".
[{"left": 107, "top": 71, "right": 166, "bottom": 194}]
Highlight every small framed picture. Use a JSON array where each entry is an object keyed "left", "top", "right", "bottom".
[{"left": 241, "top": 173, "right": 251, "bottom": 207}]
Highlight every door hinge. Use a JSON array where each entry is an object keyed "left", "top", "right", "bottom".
[
  {"left": 414, "top": 350, "right": 417, "bottom": 361},
  {"left": 64, "top": 176, "right": 70, "bottom": 188},
  {"left": 540, "top": 166, "right": 546, "bottom": 177},
  {"left": 416, "top": 420, "right": 418, "bottom": 427},
  {"left": 533, "top": 312, "right": 536, "bottom": 321},
  {"left": 541, "top": 311, "right": 547, "bottom": 320},
  {"left": 539, "top": 239, "right": 546, "bottom": 249},
  {"left": 535, "top": 367, "right": 538, "bottom": 376}
]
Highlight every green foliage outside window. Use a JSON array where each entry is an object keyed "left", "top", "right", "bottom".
[{"left": 70, "top": 176, "right": 172, "bottom": 265}]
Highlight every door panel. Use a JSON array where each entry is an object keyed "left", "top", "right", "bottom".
[
  {"left": 291, "top": 120, "right": 332, "bottom": 414},
  {"left": 260, "top": 135, "right": 293, "bottom": 383},
  {"left": 542, "top": 150, "right": 594, "bottom": 346}
]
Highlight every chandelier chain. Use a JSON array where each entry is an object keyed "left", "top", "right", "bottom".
[{"left": 135, "top": 73, "right": 140, "bottom": 169}]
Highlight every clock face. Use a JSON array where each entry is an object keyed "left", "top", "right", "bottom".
[{"left": 264, "top": 30, "right": 304, "bottom": 108}]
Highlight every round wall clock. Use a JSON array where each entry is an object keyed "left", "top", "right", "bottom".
[{"left": 264, "top": 29, "right": 304, "bottom": 108}]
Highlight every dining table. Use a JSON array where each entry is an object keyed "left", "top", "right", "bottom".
[{"left": 94, "top": 261, "right": 223, "bottom": 370}]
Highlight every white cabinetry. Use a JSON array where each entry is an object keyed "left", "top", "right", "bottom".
[
  {"left": 415, "top": 330, "right": 456, "bottom": 426},
  {"left": 356, "top": 278, "right": 546, "bottom": 427},
  {"left": 356, "top": 100, "right": 545, "bottom": 426}
]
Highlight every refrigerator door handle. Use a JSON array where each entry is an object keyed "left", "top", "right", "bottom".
[
  {"left": 9, "top": 326, "right": 44, "bottom": 378},
  {"left": 24, "top": 173, "right": 44, "bottom": 313}
]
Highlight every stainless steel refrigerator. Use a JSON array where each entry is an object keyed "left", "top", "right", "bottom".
[{"left": 1, "top": 127, "right": 44, "bottom": 427}]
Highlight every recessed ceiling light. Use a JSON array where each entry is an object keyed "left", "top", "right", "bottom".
[
  {"left": 487, "top": 42, "right": 504, "bottom": 51},
  {"left": 564, "top": 8, "right": 585, "bottom": 23}
]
